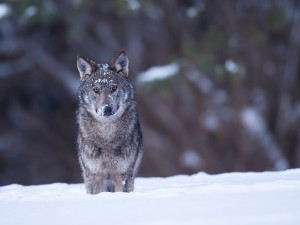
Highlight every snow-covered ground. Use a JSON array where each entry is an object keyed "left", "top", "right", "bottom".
[{"left": 0, "top": 169, "right": 299, "bottom": 225}]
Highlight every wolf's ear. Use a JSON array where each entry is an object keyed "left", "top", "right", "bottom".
[
  {"left": 77, "top": 55, "right": 97, "bottom": 79},
  {"left": 111, "top": 50, "right": 129, "bottom": 77}
]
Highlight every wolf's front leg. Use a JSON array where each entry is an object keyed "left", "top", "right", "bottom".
[
  {"left": 122, "top": 174, "right": 135, "bottom": 192},
  {"left": 84, "top": 173, "right": 105, "bottom": 194},
  {"left": 112, "top": 174, "right": 123, "bottom": 192}
]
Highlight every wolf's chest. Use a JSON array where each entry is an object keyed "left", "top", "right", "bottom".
[
  {"left": 95, "top": 121, "right": 119, "bottom": 141},
  {"left": 83, "top": 149, "right": 130, "bottom": 173}
]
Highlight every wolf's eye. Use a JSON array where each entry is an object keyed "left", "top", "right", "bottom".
[
  {"left": 93, "top": 87, "right": 100, "bottom": 94},
  {"left": 111, "top": 84, "right": 118, "bottom": 93}
]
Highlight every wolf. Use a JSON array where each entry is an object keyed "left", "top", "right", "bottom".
[{"left": 76, "top": 50, "right": 143, "bottom": 194}]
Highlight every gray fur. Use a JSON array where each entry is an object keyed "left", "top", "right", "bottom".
[{"left": 76, "top": 51, "right": 143, "bottom": 194}]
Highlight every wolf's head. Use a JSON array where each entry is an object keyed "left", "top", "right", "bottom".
[{"left": 77, "top": 50, "right": 135, "bottom": 120}]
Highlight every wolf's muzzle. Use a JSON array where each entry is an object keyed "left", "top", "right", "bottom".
[{"left": 102, "top": 105, "right": 113, "bottom": 117}]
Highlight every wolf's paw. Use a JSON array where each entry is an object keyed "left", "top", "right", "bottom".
[{"left": 86, "top": 185, "right": 101, "bottom": 195}]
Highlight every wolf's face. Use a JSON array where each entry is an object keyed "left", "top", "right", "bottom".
[{"left": 77, "top": 51, "right": 134, "bottom": 120}]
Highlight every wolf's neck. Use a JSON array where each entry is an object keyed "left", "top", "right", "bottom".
[{"left": 80, "top": 109, "right": 120, "bottom": 140}]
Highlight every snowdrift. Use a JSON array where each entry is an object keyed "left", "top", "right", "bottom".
[{"left": 0, "top": 169, "right": 299, "bottom": 225}]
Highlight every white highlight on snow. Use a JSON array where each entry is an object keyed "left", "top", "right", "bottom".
[
  {"left": 0, "top": 3, "right": 11, "bottom": 19},
  {"left": 224, "top": 59, "right": 239, "bottom": 74},
  {"left": 24, "top": 6, "right": 38, "bottom": 18},
  {"left": 180, "top": 149, "right": 203, "bottom": 170},
  {"left": 199, "top": 76, "right": 214, "bottom": 94},
  {"left": 101, "top": 63, "right": 109, "bottom": 71},
  {"left": 202, "top": 112, "right": 220, "bottom": 131},
  {"left": 95, "top": 78, "right": 112, "bottom": 84},
  {"left": 241, "top": 107, "right": 265, "bottom": 133},
  {"left": 186, "top": 7, "right": 199, "bottom": 18},
  {"left": 186, "top": 72, "right": 215, "bottom": 94},
  {"left": 99, "top": 63, "right": 111, "bottom": 76},
  {"left": 241, "top": 107, "right": 289, "bottom": 170},
  {"left": 138, "top": 63, "right": 179, "bottom": 83},
  {"left": 186, "top": 3, "right": 205, "bottom": 18},
  {"left": 0, "top": 169, "right": 300, "bottom": 225},
  {"left": 127, "top": 0, "right": 140, "bottom": 11}
]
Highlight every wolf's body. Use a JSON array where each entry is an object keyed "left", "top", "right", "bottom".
[{"left": 76, "top": 51, "right": 142, "bottom": 194}]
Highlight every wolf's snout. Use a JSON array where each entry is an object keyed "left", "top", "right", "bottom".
[{"left": 102, "top": 105, "right": 113, "bottom": 117}]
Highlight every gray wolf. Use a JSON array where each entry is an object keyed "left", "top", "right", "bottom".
[{"left": 76, "top": 50, "right": 143, "bottom": 194}]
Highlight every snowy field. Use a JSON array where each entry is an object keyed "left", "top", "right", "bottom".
[{"left": 0, "top": 169, "right": 299, "bottom": 225}]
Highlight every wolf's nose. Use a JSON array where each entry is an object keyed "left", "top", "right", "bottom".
[{"left": 102, "top": 105, "right": 113, "bottom": 117}]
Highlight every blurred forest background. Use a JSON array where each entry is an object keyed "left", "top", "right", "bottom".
[{"left": 0, "top": 0, "right": 300, "bottom": 185}]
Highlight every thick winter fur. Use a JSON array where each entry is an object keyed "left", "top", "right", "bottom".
[{"left": 76, "top": 51, "right": 143, "bottom": 194}]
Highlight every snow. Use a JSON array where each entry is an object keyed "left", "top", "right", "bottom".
[
  {"left": 185, "top": 72, "right": 214, "bottom": 94},
  {"left": 180, "top": 149, "right": 203, "bottom": 170},
  {"left": 241, "top": 107, "right": 289, "bottom": 170},
  {"left": 186, "top": 3, "right": 205, "bottom": 18},
  {"left": 0, "top": 3, "right": 11, "bottom": 19},
  {"left": 98, "top": 63, "right": 111, "bottom": 76},
  {"left": 186, "top": 7, "right": 199, "bottom": 18},
  {"left": 202, "top": 111, "right": 220, "bottom": 131},
  {"left": 137, "top": 63, "right": 179, "bottom": 83},
  {"left": 241, "top": 107, "right": 266, "bottom": 133},
  {"left": 224, "top": 59, "right": 239, "bottom": 74},
  {"left": 24, "top": 6, "right": 38, "bottom": 18},
  {"left": 95, "top": 78, "right": 112, "bottom": 84},
  {"left": 127, "top": 0, "right": 141, "bottom": 11},
  {"left": 0, "top": 169, "right": 300, "bottom": 225}
]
